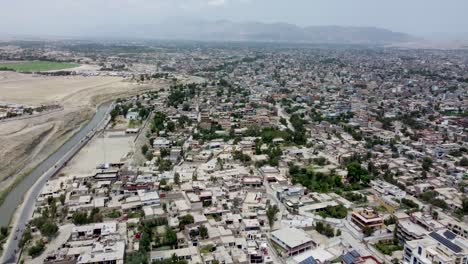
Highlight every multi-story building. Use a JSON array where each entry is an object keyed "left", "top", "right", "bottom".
[
  {"left": 351, "top": 208, "right": 384, "bottom": 232},
  {"left": 397, "top": 212, "right": 444, "bottom": 242},
  {"left": 439, "top": 217, "right": 468, "bottom": 240},
  {"left": 403, "top": 229, "right": 468, "bottom": 264}
]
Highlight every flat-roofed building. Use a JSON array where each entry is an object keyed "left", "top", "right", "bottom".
[
  {"left": 271, "top": 227, "right": 314, "bottom": 257},
  {"left": 351, "top": 208, "right": 384, "bottom": 232},
  {"left": 403, "top": 229, "right": 468, "bottom": 264},
  {"left": 150, "top": 246, "right": 199, "bottom": 263},
  {"left": 77, "top": 240, "right": 125, "bottom": 264}
]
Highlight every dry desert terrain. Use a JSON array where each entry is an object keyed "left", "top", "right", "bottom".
[{"left": 0, "top": 71, "right": 167, "bottom": 193}]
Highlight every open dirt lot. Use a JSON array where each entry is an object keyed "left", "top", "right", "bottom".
[
  {"left": 0, "top": 72, "right": 167, "bottom": 192},
  {"left": 61, "top": 131, "right": 135, "bottom": 176}
]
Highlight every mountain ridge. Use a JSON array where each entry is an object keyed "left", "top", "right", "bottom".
[{"left": 134, "top": 20, "right": 417, "bottom": 45}]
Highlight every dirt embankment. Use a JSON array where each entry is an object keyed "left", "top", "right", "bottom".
[{"left": 0, "top": 72, "right": 169, "bottom": 193}]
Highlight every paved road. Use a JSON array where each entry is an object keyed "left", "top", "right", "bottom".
[{"left": 0, "top": 102, "right": 113, "bottom": 264}]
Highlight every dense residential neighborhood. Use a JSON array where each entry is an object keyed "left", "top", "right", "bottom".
[{"left": 0, "top": 40, "right": 467, "bottom": 264}]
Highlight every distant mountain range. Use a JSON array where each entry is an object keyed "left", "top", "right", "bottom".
[
  {"left": 1, "top": 20, "right": 417, "bottom": 45},
  {"left": 126, "top": 20, "right": 417, "bottom": 45}
]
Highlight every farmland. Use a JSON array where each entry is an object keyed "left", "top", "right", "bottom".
[{"left": 0, "top": 61, "right": 79, "bottom": 72}]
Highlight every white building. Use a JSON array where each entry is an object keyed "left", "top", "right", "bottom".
[
  {"left": 403, "top": 229, "right": 468, "bottom": 264},
  {"left": 271, "top": 227, "right": 314, "bottom": 257}
]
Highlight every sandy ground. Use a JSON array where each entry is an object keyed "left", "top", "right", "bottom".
[
  {"left": 61, "top": 131, "right": 135, "bottom": 176},
  {"left": 0, "top": 71, "right": 168, "bottom": 192}
]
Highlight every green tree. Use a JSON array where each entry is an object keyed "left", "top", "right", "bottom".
[
  {"left": 266, "top": 204, "right": 279, "bottom": 228},
  {"left": 199, "top": 225, "right": 208, "bottom": 239},
  {"left": 72, "top": 211, "right": 89, "bottom": 225},
  {"left": 174, "top": 173, "right": 180, "bottom": 185},
  {"left": 346, "top": 162, "right": 370, "bottom": 185},
  {"left": 363, "top": 226, "right": 373, "bottom": 237},
  {"left": 47, "top": 196, "right": 55, "bottom": 205},
  {"left": 125, "top": 251, "right": 148, "bottom": 264},
  {"left": 19, "top": 228, "right": 32, "bottom": 247},
  {"left": 139, "top": 231, "right": 152, "bottom": 252},
  {"left": 40, "top": 221, "right": 58, "bottom": 237},
  {"left": 0, "top": 226, "right": 8, "bottom": 237},
  {"left": 178, "top": 214, "right": 194, "bottom": 229},
  {"left": 28, "top": 240, "right": 45, "bottom": 258},
  {"left": 167, "top": 121, "right": 176, "bottom": 132},
  {"left": 59, "top": 193, "right": 66, "bottom": 205},
  {"left": 421, "top": 157, "right": 433, "bottom": 171},
  {"left": 142, "top": 144, "right": 149, "bottom": 155},
  {"left": 164, "top": 226, "right": 177, "bottom": 247}
]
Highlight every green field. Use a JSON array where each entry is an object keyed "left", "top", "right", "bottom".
[{"left": 0, "top": 61, "right": 79, "bottom": 72}]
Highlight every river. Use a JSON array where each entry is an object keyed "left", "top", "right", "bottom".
[{"left": 0, "top": 102, "right": 112, "bottom": 227}]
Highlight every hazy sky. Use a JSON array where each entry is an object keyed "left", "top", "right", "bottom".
[{"left": 1, "top": 0, "right": 468, "bottom": 38}]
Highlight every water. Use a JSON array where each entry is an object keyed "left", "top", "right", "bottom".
[{"left": 0, "top": 102, "right": 112, "bottom": 227}]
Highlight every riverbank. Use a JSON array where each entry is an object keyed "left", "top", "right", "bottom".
[{"left": 0, "top": 102, "right": 113, "bottom": 264}]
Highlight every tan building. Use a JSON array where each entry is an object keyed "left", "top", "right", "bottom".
[{"left": 351, "top": 208, "right": 384, "bottom": 231}]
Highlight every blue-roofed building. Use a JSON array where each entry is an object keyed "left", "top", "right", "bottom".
[
  {"left": 403, "top": 229, "right": 468, "bottom": 264},
  {"left": 298, "top": 256, "right": 317, "bottom": 264},
  {"left": 341, "top": 250, "right": 381, "bottom": 264}
]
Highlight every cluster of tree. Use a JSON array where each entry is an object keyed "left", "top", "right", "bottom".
[
  {"left": 158, "top": 159, "right": 173, "bottom": 172},
  {"left": 193, "top": 124, "right": 231, "bottom": 142},
  {"left": 318, "top": 204, "right": 348, "bottom": 219},
  {"left": 384, "top": 215, "right": 397, "bottom": 226},
  {"left": 178, "top": 214, "right": 195, "bottom": 229},
  {"left": 233, "top": 151, "right": 251, "bottom": 164},
  {"left": 398, "top": 112, "right": 424, "bottom": 130},
  {"left": 106, "top": 209, "right": 121, "bottom": 218},
  {"left": 259, "top": 145, "right": 283, "bottom": 167},
  {"left": 346, "top": 162, "right": 371, "bottom": 186},
  {"left": 343, "top": 192, "right": 367, "bottom": 204},
  {"left": 19, "top": 227, "right": 32, "bottom": 248},
  {"left": 289, "top": 114, "right": 307, "bottom": 145},
  {"left": 151, "top": 73, "right": 170, "bottom": 79},
  {"left": 255, "top": 127, "right": 290, "bottom": 144},
  {"left": 125, "top": 219, "right": 184, "bottom": 264},
  {"left": 418, "top": 191, "right": 448, "bottom": 209},
  {"left": 72, "top": 208, "right": 103, "bottom": 225},
  {"left": 289, "top": 165, "right": 344, "bottom": 193},
  {"left": 401, "top": 198, "right": 419, "bottom": 210},
  {"left": 30, "top": 216, "right": 59, "bottom": 237},
  {"left": 28, "top": 240, "right": 45, "bottom": 258},
  {"left": 343, "top": 125, "right": 363, "bottom": 141},
  {"left": 177, "top": 115, "right": 192, "bottom": 129},
  {"left": 151, "top": 111, "right": 167, "bottom": 133},
  {"left": 375, "top": 239, "right": 403, "bottom": 255},
  {"left": 312, "top": 156, "right": 328, "bottom": 166},
  {"left": 0, "top": 66, "right": 15, "bottom": 71},
  {"left": 421, "top": 157, "right": 433, "bottom": 171},
  {"left": 315, "top": 222, "right": 339, "bottom": 238},
  {"left": 455, "top": 197, "right": 468, "bottom": 217},
  {"left": 125, "top": 251, "right": 149, "bottom": 264},
  {"left": 141, "top": 225, "right": 177, "bottom": 252},
  {"left": 110, "top": 102, "right": 133, "bottom": 122},
  {"left": 167, "top": 83, "right": 200, "bottom": 108}
]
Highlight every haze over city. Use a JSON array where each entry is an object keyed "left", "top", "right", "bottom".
[{"left": 1, "top": 0, "right": 468, "bottom": 39}]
